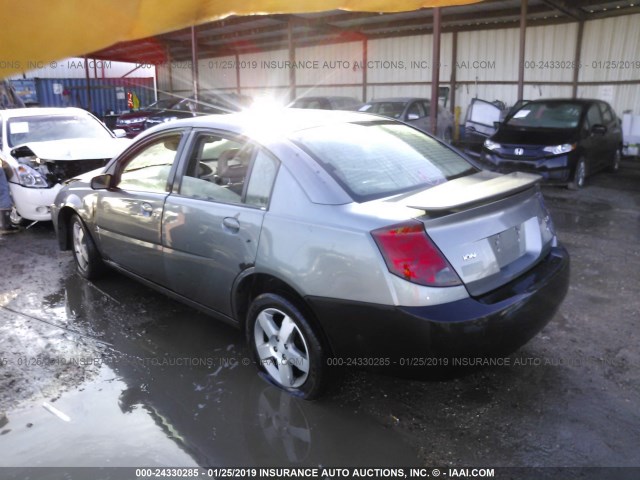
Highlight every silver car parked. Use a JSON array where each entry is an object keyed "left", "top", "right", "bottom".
[
  {"left": 52, "top": 110, "right": 570, "bottom": 399},
  {"left": 359, "top": 97, "right": 455, "bottom": 142}
]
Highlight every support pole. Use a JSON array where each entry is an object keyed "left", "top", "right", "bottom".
[
  {"left": 84, "top": 56, "right": 92, "bottom": 112},
  {"left": 191, "top": 26, "right": 199, "bottom": 103},
  {"left": 572, "top": 21, "right": 584, "bottom": 98},
  {"left": 430, "top": 8, "right": 442, "bottom": 136},
  {"left": 450, "top": 30, "right": 458, "bottom": 114},
  {"left": 235, "top": 52, "right": 242, "bottom": 95},
  {"left": 288, "top": 21, "right": 296, "bottom": 102},
  {"left": 362, "top": 38, "right": 368, "bottom": 102},
  {"left": 517, "top": 0, "right": 527, "bottom": 101}
]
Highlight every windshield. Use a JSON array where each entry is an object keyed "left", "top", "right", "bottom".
[
  {"left": 145, "top": 98, "right": 180, "bottom": 110},
  {"left": 7, "top": 114, "right": 112, "bottom": 147},
  {"left": 291, "top": 122, "right": 475, "bottom": 202},
  {"left": 505, "top": 102, "right": 583, "bottom": 129},
  {"left": 359, "top": 102, "right": 406, "bottom": 119}
]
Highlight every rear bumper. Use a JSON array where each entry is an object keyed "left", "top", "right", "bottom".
[{"left": 307, "top": 246, "right": 570, "bottom": 361}]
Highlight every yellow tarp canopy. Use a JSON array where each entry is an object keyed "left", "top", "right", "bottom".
[{"left": 0, "top": 0, "right": 480, "bottom": 79}]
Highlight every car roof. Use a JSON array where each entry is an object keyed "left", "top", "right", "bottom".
[
  {"left": 519, "top": 98, "right": 602, "bottom": 106},
  {"left": 145, "top": 109, "right": 378, "bottom": 139},
  {"left": 365, "top": 97, "right": 427, "bottom": 103},
  {"left": 295, "top": 96, "right": 358, "bottom": 101},
  {"left": 0, "top": 107, "right": 91, "bottom": 119}
]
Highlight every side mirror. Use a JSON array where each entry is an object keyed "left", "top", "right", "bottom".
[
  {"left": 406, "top": 113, "right": 420, "bottom": 121},
  {"left": 91, "top": 174, "right": 113, "bottom": 190},
  {"left": 112, "top": 128, "right": 127, "bottom": 138},
  {"left": 591, "top": 124, "right": 607, "bottom": 135},
  {"left": 493, "top": 121, "right": 502, "bottom": 129}
]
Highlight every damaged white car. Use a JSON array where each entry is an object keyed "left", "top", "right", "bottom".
[{"left": 0, "top": 107, "right": 130, "bottom": 224}]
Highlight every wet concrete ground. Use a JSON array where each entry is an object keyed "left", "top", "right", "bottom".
[{"left": 0, "top": 161, "right": 639, "bottom": 470}]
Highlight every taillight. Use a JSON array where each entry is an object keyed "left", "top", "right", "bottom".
[{"left": 371, "top": 221, "right": 461, "bottom": 287}]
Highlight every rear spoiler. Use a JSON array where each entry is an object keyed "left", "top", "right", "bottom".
[{"left": 405, "top": 171, "right": 541, "bottom": 213}]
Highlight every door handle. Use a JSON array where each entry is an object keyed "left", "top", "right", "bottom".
[
  {"left": 222, "top": 217, "right": 240, "bottom": 233},
  {"left": 140, "top": 202, "right": 154, "bottom": 217}
]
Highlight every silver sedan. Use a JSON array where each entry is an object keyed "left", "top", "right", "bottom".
[
  {"left": 52, "top": 110, "right": 569, "bottom": 399},
  {"left": 358, "top": 97, "right": 455, "bottom": 142}
]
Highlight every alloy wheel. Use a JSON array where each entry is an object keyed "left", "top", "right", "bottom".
[
  {"left": 253, "top": 307, "right": 310, "bottom": 389},
  {"left": 72, "top": 221, "right": 90, "bottom": 272}
]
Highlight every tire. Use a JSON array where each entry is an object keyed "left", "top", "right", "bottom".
[
  {"left": 70, "top": 214, "right": 106, "bottom": 280},
  {"left": 608, "top": 148, "right": 621, "bottom": 173},
  {"left": 9, "top": 206, "right": 26, "bottom": 227},
  {"left": 568, "top": 159, "right": 586, "bottom": 190},
  {"left": 246, "top": 293, "right": 327, "bottom": 400}
]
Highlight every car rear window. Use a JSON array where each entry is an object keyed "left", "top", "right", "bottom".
[
  {"left": 290, "top": 121, "right": 475, "bottom": 202},
  {"left": 359, "top": 102, "right": 405, "bottom": 119}
]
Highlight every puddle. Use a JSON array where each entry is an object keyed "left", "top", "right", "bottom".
[
  {"left": 1, "top": 273, "right": 421, "bottom": 467},
  {"left": 0, "top": 368, "right": 197, "bottom": 467}
]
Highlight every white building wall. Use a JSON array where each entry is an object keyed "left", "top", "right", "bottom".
[
  {"left": 198, "top": 56, "right": 238, "bottom": 91},
  {"left": 156, "top": 13, "right": 640, "bottom": 117},
  {"left": 156, "top": 61, "right": 193, "bottom": 97},
  {"left": 367, "top": 34, "right": 452, "bottom": 86},
  {"left": 457, "top": 28, "right": 520, "bottom": 82},
  {"left": 239, "top": 50, "right": 289, "bottom": 89},
  {"left": 524, "top": 23, "right": 578, "bottom": 83},
  {"left": 580, "top": 13, "right": 640, "bottom": 82},
  {"left": 578, "top": 85, "right": 640, "bottom": 116},
  {"left": 296, "top": 42, "right": 363, "bottom": 87}
]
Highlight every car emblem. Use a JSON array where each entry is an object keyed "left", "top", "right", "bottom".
[
  {"left": 514, "top": 148, "right": 524, "bottom": 156},
  {"left": 462, "top": 252, "right": 477, "bottom": 261}
]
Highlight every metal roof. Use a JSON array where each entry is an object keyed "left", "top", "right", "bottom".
[{"left": 88, "top": 0, "right": 640, "bottom": 64}]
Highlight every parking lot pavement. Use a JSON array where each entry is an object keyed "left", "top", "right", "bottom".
[{"left": 0, "top": 160, "right": 638, "bottom": 468}]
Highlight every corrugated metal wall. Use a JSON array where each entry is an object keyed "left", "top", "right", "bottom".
[
  {"left": 581, "top": 15, "right": 640, "bottom": 82},
  {"left": 198, "top": 56, "right": 237, "bottom": 91},
  {"left": 34, "top": 78, "right": 154, "bottom": 115},
  {"left": 157, "top": 13, "right": 640, "bottom": 121},
  {"left": 457, "top": 28, "right": 519, "bottom": 82}
]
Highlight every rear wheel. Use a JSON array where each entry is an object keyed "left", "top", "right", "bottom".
[
  {"left": 568, "top": 159, "right": 586, "bottom": 190},
  {"left": 246, "top": 293, "right": 326, "bottom": 400},
  {"left": 71, "top": 214, "right": 106, "bottom": 279}
]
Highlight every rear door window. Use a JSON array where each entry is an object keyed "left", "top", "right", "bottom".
[{"left": 178, "top": 132, "right": 279, "bottom": 208}]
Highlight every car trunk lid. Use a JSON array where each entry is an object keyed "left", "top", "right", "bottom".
[{"left": 399, "top": 171, "right": 555, "bottom": 297}]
